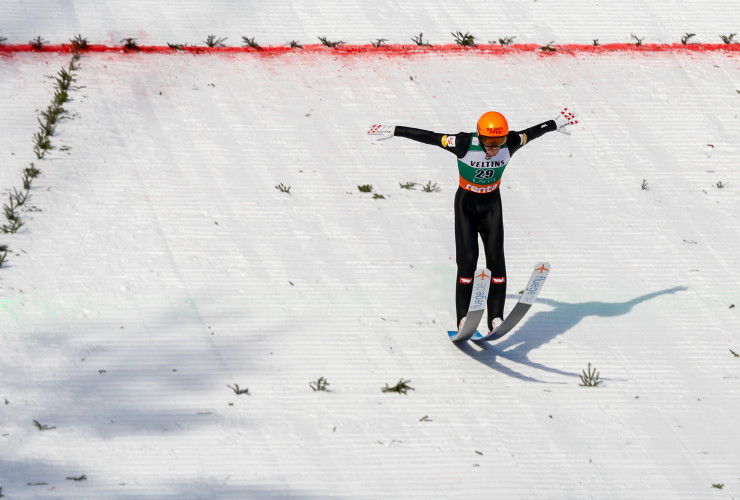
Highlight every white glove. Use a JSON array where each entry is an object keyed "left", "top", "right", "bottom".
[
  {"left": 367, "top": 124, "right": 395, "bottom": 141},
  {"left": 554, "top": 108, "right": 578, "bottom": 135}
]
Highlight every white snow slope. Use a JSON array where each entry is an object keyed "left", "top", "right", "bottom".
[{"left": 1, "top": 2, "right": 740, "bottom": 499}]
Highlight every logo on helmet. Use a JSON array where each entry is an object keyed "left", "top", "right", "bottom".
[{"left": 478, "top": 111, "right": 509, "bottom": 138}]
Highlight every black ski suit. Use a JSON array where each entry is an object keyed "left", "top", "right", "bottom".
[{"left": 394, "top": 120, "right": 556, "bottom": 331}]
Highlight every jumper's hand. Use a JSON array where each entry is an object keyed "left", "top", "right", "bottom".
[
  {"left": 367, "top": 124, "right": 395, "bottom": 141},
  {"left": 554, "top": 108, "right": 578, "bottom": 135}
]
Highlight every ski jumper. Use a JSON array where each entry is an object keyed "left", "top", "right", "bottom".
[{"left": 394, "top": 120, "right": 557, "bottom": 331}]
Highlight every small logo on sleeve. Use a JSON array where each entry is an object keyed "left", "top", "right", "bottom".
[{"left": 442, "top": 135, "right": 456, "bottom": 148}]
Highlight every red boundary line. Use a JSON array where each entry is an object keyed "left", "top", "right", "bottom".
[{"left": 2, "top": 42, "right": 740, "bottom": 57}]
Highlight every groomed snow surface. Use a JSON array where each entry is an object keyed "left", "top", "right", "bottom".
[{"left": 2, "top": 4, "right": 740, "bottom": 499}]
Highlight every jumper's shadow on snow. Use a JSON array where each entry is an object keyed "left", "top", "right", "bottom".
[{"left": 454, "top": 286, "right": 688, "bottom": 382}]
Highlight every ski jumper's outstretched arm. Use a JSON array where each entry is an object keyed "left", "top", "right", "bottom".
[
  {"left": 367, "top": 108, "right": 577, "bottom": 150},
  {"left": 367, "top": 108, "right": 578, "bottom": 147},
  {"left": 390, "top": 120, "right": 559, "bottom": 157}
]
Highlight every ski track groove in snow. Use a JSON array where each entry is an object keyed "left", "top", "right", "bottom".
[{"left": 1, "top": 7, "right": 740, "bottom": 500}]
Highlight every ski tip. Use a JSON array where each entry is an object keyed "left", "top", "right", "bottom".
[{"left": 534, "top": 262, "right": 551, "bottom": 274}]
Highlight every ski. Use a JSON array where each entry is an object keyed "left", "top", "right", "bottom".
[
  {"left": 448, "top": 268, "right": 491, "bottom": 342},
  {"left": 470, "top": 262, "right": 550, "bottom": 342}
]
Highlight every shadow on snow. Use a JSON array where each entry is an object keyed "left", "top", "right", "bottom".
[{"left": 454, "top": 286, "right": 688, "bottom": 382}]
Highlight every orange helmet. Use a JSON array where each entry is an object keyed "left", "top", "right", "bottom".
[{"left": 477, "top": 111, "right": 509, "bottom": 148}]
